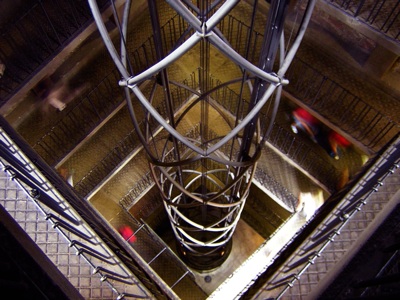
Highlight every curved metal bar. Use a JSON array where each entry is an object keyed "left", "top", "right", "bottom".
[
  {"left": 131, "top": 84, "right": 206, "bottom": 155},
  {"left": 278, "top": 0, "right": 317, "bottom": 76},
  {"left": 173, "top": 76, "right": 253, "bottom": 126},
  {"left": 165, "top": 0, "right": 202, "bottom": 32},
  {"left": 170, "top": 206, "right": 239, "bottom": 232},
  {"left": 205, "top": 0, "right": 240, "bottom": 32},
  {"left": 208, "top": 33, "right": 287, "bottom": 85},
  {"left": 124, "top": 34, "right": 201, "bottom": 86},
  {"left": 88, "top": 0, "right": 130, "bottom": 79},
  {"left": 158, "top": 164, "right": 252, "bottom": 207},
  {"left": 175, "top": 224, "right": 237, "bottom": 247},
  {"left": 124, "top": 87, "right": 160, "bottom": 163},
  {"left": 122, "top": 8, "right": 285, "bottom": 159},
  {"left": 205, "top": 82, "right": 277, "bottom": 154},
  {"left": 168, "top": 80, "right": 201, "bottom": 96},
  {"left": 89, "top": 0, "right": 317, "bottom": 272},
  {"left": 111, "top": 0, "right": 131, "bottom": 71},
  {"left": 179, "top": 170, "right": 225, "bottom": 192},
  {"left": 149, "top": 138, "right": 258, "bottom": 168}
]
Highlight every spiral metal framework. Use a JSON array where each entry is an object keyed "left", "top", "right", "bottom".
[{"left": 89, "top": 0, "right": 316, "bottom": 270}]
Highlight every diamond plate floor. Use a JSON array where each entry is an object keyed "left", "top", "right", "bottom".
[
  {"left": 0, "top": 172, "right": 113, "bottom": 299},
  {"left": 0, "top": 169, "right": 152, "bottom": 299}
]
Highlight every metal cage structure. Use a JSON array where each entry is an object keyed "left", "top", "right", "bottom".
[{"left": 88, "top": 0, "right": 316, "bottom": 270}]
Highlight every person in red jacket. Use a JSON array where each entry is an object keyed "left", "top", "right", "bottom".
[
  {"left": 291, "top": 107, "right": 320, "bottom": 143},
  {"left": 328, "top": 130, "right": 351, "bottom": 160},
  {"left": 118, "top": 225, "right": 137, "bottom": 244}
]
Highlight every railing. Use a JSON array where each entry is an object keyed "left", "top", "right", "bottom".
[
  {"left": 218, "top": 14, "right": 264, "bottom": 65},
  {"left": 272, "top": 135, "right": 400, "bottom": 299},
  {"left": 285, "top": 57, "right": 400, "bottom": 153},
  {"left": 238, "top": 133, "right": 400, "bottom": 299},
  {"left": 266, "top": 122, "right": 341, "bottom": 192},
  {"left": 208, "top": 127, "right": 300, "bottom": 204},
  {"left": 4, "top": 0, "right": 398, "bottom": 169},
  {"left": 74, "top": 128, "right": 142, "bottom": 197},
  {"left": 160, "top": 13, "right": 192, "bottom": 54},
  {"left": 106, "top": 206, "right": 207, "bottom": 299},
  {"left": 119, "top": 172, "right": 154, "bottom": 210},
  {"left": 325, "top": 0, "right": 400, "bottom": 41},
  {"left": 219, "top": 13, "right": 399, "bottom": 155},
  {"left": 118, "top": 190, "right": 208, "bottom": 299},
  {"left": 30, "top": 12, "right": 196, "bottom": 168},
  {"left": 123, "top": 115, "right": 326, "bottom": 219},
  {"left": 254, "top": 167, "right": 298, "bottom": 211},
  {"left": 128, "top": 13, "right": 190, "bottom": 75},
  {"left": 137, "top": 222, "right": 206, "bottom": 299},
  {"left": 23, "top": 9, "right": 398, "bottom": 184},
  {"left": 209, "top": 77, "right": 340, "bottom": 192},
  {"left": 32, "top": 69, "right": 124, "bottom": 166},
  {"left": 119, "top": 124, "right": 201, "bottom": 210},
  {"left": 0, "top": 0, "right": 110, "bottom": 104},
  {"left": 0, "top": 124, "right": 170, "bottom": 299},
  {"left": 74, "top": 78, "right": 197, "bottom": 198}
]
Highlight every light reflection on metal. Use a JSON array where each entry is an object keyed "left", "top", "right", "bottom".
[{"left": 89, "top": 0, "right": 316, "bottom": 270}]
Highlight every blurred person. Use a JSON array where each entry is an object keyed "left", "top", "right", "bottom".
[
  {"left": 290, "top": 107, "right": 320, "bottom": 143},
  {"left": 0, "top": 62, "right": 5, "bottom": 78},
  {"left": 118, "top": 225, "right": 137, "bottom": 244},
  {"left": 328, "top": 130, "right": 351, "bottom": 160},
  {"left": 59, "top": 167, "right": 74, "bottom": 186},
  {"left": 36, "top": 76, "right": 87, "bottom": 113},
  {"left": 45, "top": 82, "right": 67, "bottom": 111}
]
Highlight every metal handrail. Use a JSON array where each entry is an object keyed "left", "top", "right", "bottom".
[
  {"left": 219, "top": 13, "right": 399, "bottom": 154},
  {"left": 119, "top": 123, "right": 201, "bottom": 210},
  {"left": 273, "top": 141, "right": 400, "bottom": 299},
  {"left": 325, "top": 0, "right": 400, "bottom": 41},
  {"left": 285, "top": 57, "right": 400, "bottom": 153},
  {"left": 209, "top": 76, "right": 340, "bottom": 192},
  {"left": 32, "top": 69, "right": 124, "bottom": 166},
  {"left": 29, "top": 11, "right": 397, "bottom": 179},
  {"left": 239, "top": 133, "right": 400, "bottom": 299},
  {"left": 119, "top": 172, "right": 154, "bottom": 210},
  {"left": 253, "top": 167, "right": 298, "bottom": 211},
  {"left": 30, "top": 13, "right": 191, "bottom": 167},
  {"left": 0, "top": 128, "right": 154, "bottom": 299},
  {"left": 1, "top": 115, "right": 176, "bottom": 299},
  {"left": 74, "top": 79, "right": 195, "bottom": 198}
]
